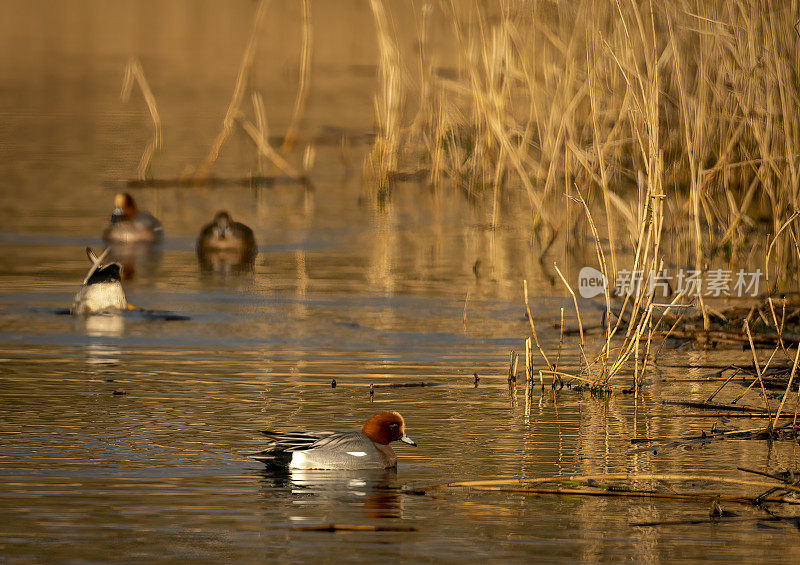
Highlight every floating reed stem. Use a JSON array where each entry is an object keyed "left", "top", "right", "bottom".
[{"left": 409, "top": 473, "right": 800, "bottom": 496}]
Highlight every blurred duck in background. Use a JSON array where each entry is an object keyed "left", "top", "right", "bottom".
[
  {"left": 72, "top": 247, "right": 127, "bottom": 315},
  {"left": 103, "top": 192, "right": 163, "bottom": 245},
  {"left": 197, "top": 211, "right": 257, "bottom": 274}
]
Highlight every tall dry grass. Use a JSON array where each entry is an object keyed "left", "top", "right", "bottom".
[
  {"left": 365, "top": 0, "right": 800, "bottom": 384},
  {"left": 368, "top": 0, "right": 800, "bottom": 265}
]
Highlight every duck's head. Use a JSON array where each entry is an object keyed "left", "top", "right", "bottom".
[
  {"left": 111, "top": 193, "right": 137, "bottom": 223},
  {"left": 212, "top": 211, "right": 232, "bottom": 238},
  {"left": 362, "top": 411, "right": 417, "bottom": 446}
]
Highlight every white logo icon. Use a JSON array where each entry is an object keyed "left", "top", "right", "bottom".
[{"left": 578, "top": 266, "right": 607, "bottom": 298}]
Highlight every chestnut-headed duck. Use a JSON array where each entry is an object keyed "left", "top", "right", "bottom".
[
  {"left": 248, "top": 412, "right": 417, "bottom": 470},
  {"left": 103, "top": 192, "right": 163, "bottom": 244},
  {"left": 197, "top": 211, "right": 257, "bottom": 272},
  {"left": 72, "top": 247, "right": 127, "bottom": 315}
]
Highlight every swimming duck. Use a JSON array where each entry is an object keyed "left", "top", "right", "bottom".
[
  {"left": 72, "top": 247, "right": 127, "bottom": 315},
  {"left": 103, "top": 192, "right": 163, "bottom": 244},
  {"left": 248, "top": 412, "right": 417, "bottom": 470},
  {"left": 197, "top": 211, "right": 257, "bottom": 272}
]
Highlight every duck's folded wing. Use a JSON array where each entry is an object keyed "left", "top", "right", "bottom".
[
  {"left": 246, "top": 430, "right": 339, "bottom": 462},
  {"left": 259, "top": 430, "right": 336, "bottom": 450},
  {"left": 300, "top": 432, "right": 377, "bottom": 452}
]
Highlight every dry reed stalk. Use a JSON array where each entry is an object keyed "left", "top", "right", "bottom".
[
  {"left": 237, "top": 116, "right": 304, "bottom": 181},
  {"left": 553, "top": 264, "right": 588, "bottom": 369},
  {"left": 567, "top": 189, "right": 612, "bottom": 375},
  {"left": 524, "top": 378, "right": 531, "bottom": 417},
  {"left": 302, "top": 143, "right": 316, "bottom": 173},
  {"left": 507, "top": 350, "right": 518, "bottom": 383},
  {"left": 366, "top": 0, "right": 404, "bottom": 191},
  {"left": 280, "top": 0, "right": 312, "bottom": 156},
  {"left": 557, "top": 370, "right": 593, "bottom": 385},
  {"left": 512, "top": 354, "right": 519, "bottom": 383},
  {"left": 764, "top": 212, "right": 800, "bottom": 328},
  {"left": 525, "top": 337, "right": 533, "bottom": 384},
  {"left": 523, "top": 279, "right": 553, "bottom": 371},
  {"left": 743, "top": 319, "right": 774, "bottom": 422},
  {"left": 121, "top": 58, "right": 161, "bottom": 180},
  {"left": 553, "top": 308, "right": 564, "bottom": 386},
  {"left": 586, "top": 39, "right": 617, "bottom": 280},
  {"left": 197, "top": 0, "right": 270, "bottom": 178},
  {"left": 252, "top": 91, "right": 269, "bottom": 175},
  {"left": 772, "top": 341, "right": 800, "bottom": 429}
]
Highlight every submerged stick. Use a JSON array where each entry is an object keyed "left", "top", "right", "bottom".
[
  {"left": 705, "top": 367, "right": 741, "bottom": 403},
  {"left": 407, "top": 473, "right": 800, "bottom": 495},
  {"left": 661, "top": 400, "right": 770, "bottom": 413},
  {"left": 108, "top": 175, "right": 284, "bottom": 189},
  {"left": 293, "top": 523, "right": 417, "bottom": 532},
  {"left": 468, "top": 486, "right": 797, "bottom": 507},
  {"left": 633, "top": 516, "right": 791, "bottom": 528},
  {"left": 679, "top": 412, "right": 800, "bottom": 418},
  {"left": 372, "top": 382, "right": 440, "bottom": 388}
]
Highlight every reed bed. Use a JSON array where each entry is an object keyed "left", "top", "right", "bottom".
[
  {"left": 364, "top": 0, "right": 800, "bottom": 388},
  {"left": 367, "top": 1, "right": 800, "bottom": 277}
]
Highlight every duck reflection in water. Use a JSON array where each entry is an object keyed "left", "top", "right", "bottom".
[
  {"left": 258, "top": 467, "right": 404, "bottom": 520},
  {"left": 197, "top": 211, "right": 258, "bottom": 275}
]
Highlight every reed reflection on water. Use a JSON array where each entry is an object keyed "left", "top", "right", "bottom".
[{"left": 2, "top": 1, "right": 800, "bottom": 562}]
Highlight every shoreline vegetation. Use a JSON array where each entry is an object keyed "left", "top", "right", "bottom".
[{"left": 362, "top": 0, "right": 800, "bottom": 397}]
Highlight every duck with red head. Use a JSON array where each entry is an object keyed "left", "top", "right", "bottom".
[
  {"left": 103, "top": 192, "right": 163, "bottom": 245},
  {"left": 362, "top": 411, "right": 416, "bottom": 446},
  {"left": 248, "top": 411, "right": 417, "bottom": 470}
]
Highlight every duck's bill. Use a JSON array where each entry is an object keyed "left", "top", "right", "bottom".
[{"left": 400, "top": 434, "right": 417, "bottom": 447}]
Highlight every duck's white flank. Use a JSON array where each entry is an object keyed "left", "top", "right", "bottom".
[{"left": 72, "top": 281, "right": 127, "bottom": 315}]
